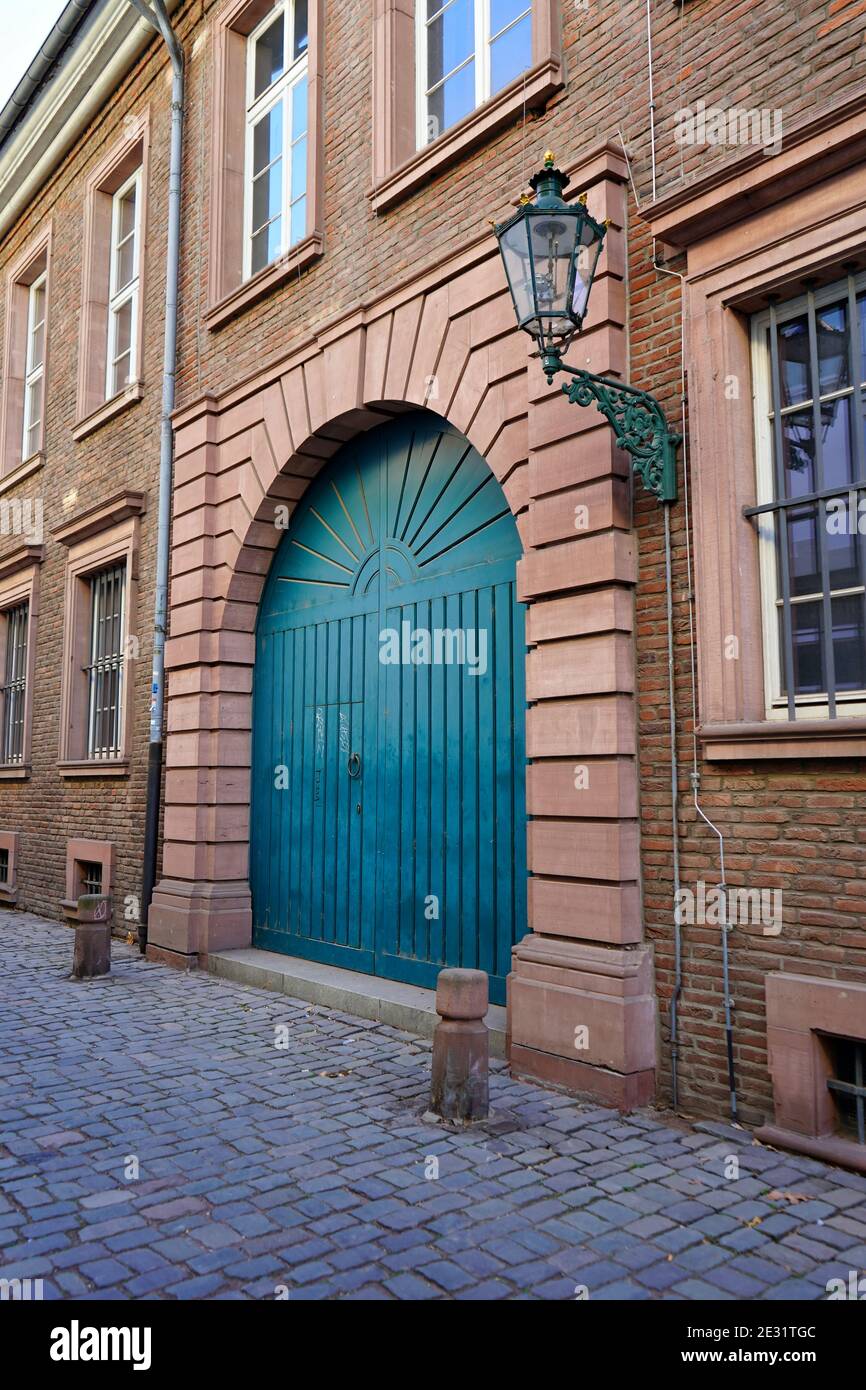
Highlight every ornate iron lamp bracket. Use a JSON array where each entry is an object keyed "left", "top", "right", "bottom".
[{"left": 548, "top": 359, "right": 680, "bottom": 504}]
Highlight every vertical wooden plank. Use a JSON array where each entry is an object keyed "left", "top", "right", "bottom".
[
  {"left": 443, "top": 588, "right": 462, "bottom": 971},
  {"left": 460, "top": 586, "right": 479, "bottom": 971},
  {"left": 476, "top": 584, "right": 495, "bottom": 978},
  {"left": 414, "top": 596, "right": 432, "bottom": 966},
  {"left": 398, "top": 600, "right": 417, "bottom": 961},
  {"left": 288, "top": 623, "right": 305, "bottom": 940},
  {"left": 427, "top": 590, "right": 446, "bottom": 969},
  {"left": 362, "top": 607, "right": 379, "bottom": 959},
  {"left": 321, "top": 618, "right": 339, "bottom": 943}
]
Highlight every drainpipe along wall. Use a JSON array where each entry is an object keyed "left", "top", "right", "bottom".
[{"left": 125, "top": 0, "right": 184, "bottom": 951}]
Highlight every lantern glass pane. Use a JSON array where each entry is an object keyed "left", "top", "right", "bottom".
[
  {"left": 529, "top": 211, "right": 578, "bottom": 337},
  {"left": 499, "top": 218, "right": 535, "bottom": 329},
  {"left": 572, "top": 223, "right": 602, "bottom": 324}
]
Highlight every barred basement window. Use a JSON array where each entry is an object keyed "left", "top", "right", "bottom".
[
  {"left": 825, "top": 1036, "right": 866, "bottom": 1146},
  {"left": 85, "top": 564, "right": 126, "bottom": 760},
  {"left": 748, "top": 271, "right": 866, "bottom": 720},
  {"left": 0, "top": 601, "right": 28, "bottom": 764},
  {"left": 78, "top": 861, "right": 103, "bottom": 896},
  {"left": 0, "top": 848, "right": 8, "bottom": 885}
]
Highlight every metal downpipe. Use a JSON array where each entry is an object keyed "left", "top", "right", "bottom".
[
  {"left": 663, "top": 502, "right": 683, "bottom": 1109},
  {"left": 127, "top": 0, "right": 184, "bottom": 952}
]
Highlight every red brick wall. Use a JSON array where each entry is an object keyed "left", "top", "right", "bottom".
[{"left": 2, "top": 0, "right": 865, "bottom": 1119}]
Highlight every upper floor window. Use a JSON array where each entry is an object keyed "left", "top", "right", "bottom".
[
  {"left": 416, "top": 0, "right": 532, "bottom": 148},
  {"left": 1, "top": 226, "right": 51, "bottom": 474},
  {"left": 750, "top": 271, "right": 866, "bottom": 720},
  {"left": 107, "top": 172, "right": 141, "bottom": 398},
  {"left": 244, "top": 0, "right": 309, "bottom": 278},
  {"left": 75, "top": 114, "right": 148, "bottom": 436},
  {"left": 22, "top": 275, "right": 47, "bottom": 462}
]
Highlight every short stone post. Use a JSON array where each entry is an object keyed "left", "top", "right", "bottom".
[
  {"left": 430, "top": 968, "right": 489, "bottom": 1122},
  {"left": 70, "top": 894, "right": 112, "bottom": 980}
]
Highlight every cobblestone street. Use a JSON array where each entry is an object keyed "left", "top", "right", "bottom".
[{"left": 2, "top": 910, "right": 866, "bottom": 1301}]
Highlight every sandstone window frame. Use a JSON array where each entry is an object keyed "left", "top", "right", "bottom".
[
  {"left": 646, "top": 97, "right": 866, "bottom": 760},
  {"left": 75, "top": 113, "right": 149, "bottom": 440},
  {"left": 372, "top": 0, "right": 562, "bottom": 213},
  {"left": 0, "top": 543, "right": 41, "bottom": 779},
  {"left": 64, "top": 836, "right": 115, "bottom": 916},
  {"left": 54, "top": 490, "right": 146, "bottom": 777},
  {"left": 208, "top": 0, "right": 324, "bottom": 330},
  {"left": 0, "top": 223, "right": 52, "bottom": 482}
]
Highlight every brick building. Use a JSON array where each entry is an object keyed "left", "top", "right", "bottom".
[{"left": 2, "top": 0, "right": 866, "bottom": 1167}]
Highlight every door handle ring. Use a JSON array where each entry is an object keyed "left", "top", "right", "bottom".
[{"left": 347, "top": 751, "right": 362, "bottom": 779}]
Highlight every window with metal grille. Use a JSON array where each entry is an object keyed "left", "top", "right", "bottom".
[
  {"left": 0, "top": 848, "right": 8, "bottom": 885},
  {"left": 748, "top": 272, "right": 866, "bottom": 720},
  {"left": 85, "top": 564, "right": 126, "bottom": 759},
  {"left": 416, "top": 0, "right": 532, "bottom": 149},
  {"left": 824, "top": 1036, "right": 866, "bottom": 1146},
  {"left": 0, "top": 601, "right": 28, "bottom": 764},
  {"left": 78, "top": 861, "right": 103, "bottom": 896}
]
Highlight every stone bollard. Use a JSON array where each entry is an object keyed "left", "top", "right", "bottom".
[
  {"left": 430, "top": 968, "right": 489, "bottom": 1122},
  {"left": 70, "top": 895, "right": 112, "bottom": 980}
]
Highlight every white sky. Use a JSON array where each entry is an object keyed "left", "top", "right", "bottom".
[{"left": 0, "top": 1, "right": 70, "bottom": 111}]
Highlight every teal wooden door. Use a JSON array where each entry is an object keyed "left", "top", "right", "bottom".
[{"left": 251, "top": 412, "right": 527, "bottom": 1003}]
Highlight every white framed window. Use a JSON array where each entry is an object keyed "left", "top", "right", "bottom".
[
  {"left": 750, "top": 270, "right": 866, "bottom": 720},
  {"left": 244, "top": 0, "right": 309, "bottom": 280},
  {"left": 415, "top": 0, "right": 531, "bottom": 149},
  {"left": 21, "top": 274, "right": 46, "bottom": 461},
  {"left": 85, "top": 563, "right": 127, "bottom": 760},
  {"left": 106, "top": 170, "right": 141, "bottom": 399}
]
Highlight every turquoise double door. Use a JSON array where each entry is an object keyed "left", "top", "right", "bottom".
[{"left": 250, "top": 412, "right": 527, "bottom": 1004}]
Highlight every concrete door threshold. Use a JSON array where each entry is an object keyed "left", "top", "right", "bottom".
[{"left": 208, "top": 947, "right": 508, "bottom": 1058}]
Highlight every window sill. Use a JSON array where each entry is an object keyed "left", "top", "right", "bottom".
[
  {"left": 58, "top": 759, "right": 130, "bottom": 778},
  {"left": 0, "top": 452, "right": 44, "bottom": 496},
  {"left": 0, "top": 764, "right": 30, "bottom": 780},
  {"left": 206, "top": 232, "right": 324, "bottom": 331},
  {"left": 369, "top": 58, "right": 564, "bottom": 214},
  {"left": 0, "top": 885, "right": 17, "bottom": 904},
  {"left": 72, "top": 382, "right": 144, "bottom": 442},
  {"left": 700, "top": 717, "right": 866, "bottom": 761}
]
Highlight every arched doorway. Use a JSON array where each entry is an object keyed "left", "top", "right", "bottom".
[{"left": 250, "top": 410, "right": 527, "bottom": 1004}]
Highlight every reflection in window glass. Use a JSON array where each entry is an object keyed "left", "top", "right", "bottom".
[
  {"left": 418, "top": 0, "right": 531, "bottom": 147},
  {"left": 245, "top": 4, "right": 308, "bottom": 278}
]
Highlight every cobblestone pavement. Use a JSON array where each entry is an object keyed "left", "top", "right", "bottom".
[{"left": 3, "top": 911, "right": 866, "bottom": 1301}]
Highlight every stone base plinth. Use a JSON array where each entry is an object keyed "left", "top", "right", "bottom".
[
  {"left": 507, "top": 934, "right": 657, "bottom": 1109},
  {"left": 510, "top": 1044, "right": 655, "bottom": 1109},
  {"left": 147, "top": 878, "right": 252, "bottom": 967}
]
